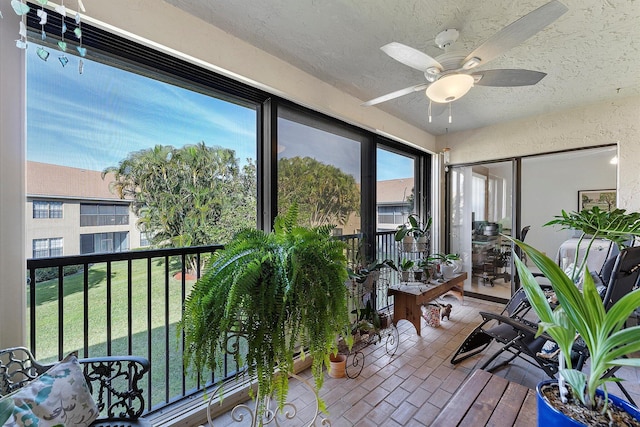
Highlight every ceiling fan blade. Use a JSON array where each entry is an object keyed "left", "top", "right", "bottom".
[
  {"left": 362, "top": 83, "right": 429, "bottom": 106},
  {"left": 473, "top": 69, "right": 546, "bottom": 87},
  {"left": 381, "top": 42, "right": 443, "bottom": 72},
  {"left": 463, "top": 0, "right": 568, "bottom": 68}
]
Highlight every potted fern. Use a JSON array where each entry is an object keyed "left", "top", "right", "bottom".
[
  {"left": 179, "top": 205, "right": 351, "bottom": 417},
  {"left": 513, "top": 207, "right": 640, "bottom": 425}
]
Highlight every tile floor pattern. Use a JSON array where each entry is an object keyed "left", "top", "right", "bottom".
[{"left": 209, "top": 296, "right": 640, "bottom": 426}]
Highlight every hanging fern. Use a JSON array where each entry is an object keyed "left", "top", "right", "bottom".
[{"left": 179, "top": 205, "right": 350, "bottom": 413}]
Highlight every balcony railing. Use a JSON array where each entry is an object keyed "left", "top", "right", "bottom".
[{"left": 25, "top": 231, "right": 400, "bottom": 416}]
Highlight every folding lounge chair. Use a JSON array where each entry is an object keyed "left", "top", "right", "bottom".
[
  {"left": 451, "top": 238, "right": 622, "bottom": 366},
  {"left": 452, "top": 246, "right": 640, "bottom": 403},
  {"left": 450, "top": 286, "right": 536, "bottom": 364}
]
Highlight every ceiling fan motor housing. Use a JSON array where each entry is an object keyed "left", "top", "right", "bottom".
[{"left": 435, "top": 29, "right": 459, "bottom": 49}]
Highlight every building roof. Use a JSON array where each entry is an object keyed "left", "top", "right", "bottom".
[
  {"left": 377, "top": 178, "right": 413, "bottom": 204},
  {"left": 27, "top": 161, "right": 124, "bottom": 202}
]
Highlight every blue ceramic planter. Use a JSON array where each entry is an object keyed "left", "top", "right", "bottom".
[{"left": 537, "top": 380, "right": 640, "bottom": 426}]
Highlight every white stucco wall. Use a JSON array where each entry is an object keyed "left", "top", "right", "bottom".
[
  {"left": 0, "top": 2, "right": 27, "bottom": 348},
  {"left": 438, "top": 95, "right": 640, "bottom": 212}
]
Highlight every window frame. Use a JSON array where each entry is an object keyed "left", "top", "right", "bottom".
[
  {"left": 32, "top": 200, "right": 63, "bottom": 219},
  {"left": 32, "top": 237, "right": 63, "bottom": 258},
  {"left": 80, "top": 203, "right": 130, "bottom": 227},
  {"left": 25, "top": 11, "right": 430, "bottom": 240}
]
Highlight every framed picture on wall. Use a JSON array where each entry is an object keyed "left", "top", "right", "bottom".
[{"left": 578, "top": 189, "right": 616, "bottom": 212}]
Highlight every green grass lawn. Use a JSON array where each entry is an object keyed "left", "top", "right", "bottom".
[{"left": 27, "top": 256, "right": 239, "bottom": 409}]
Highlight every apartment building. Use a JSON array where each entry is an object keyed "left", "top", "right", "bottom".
[{"left": 26, "top": 161, "right": 142, "bottom": 259}]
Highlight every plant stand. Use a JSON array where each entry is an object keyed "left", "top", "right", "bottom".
[
  {"left": 205, "top": 372, "right": 329, "bottom": 427},
  {"left": 341, "top": 269, "right": 399, "bottom": 378}
]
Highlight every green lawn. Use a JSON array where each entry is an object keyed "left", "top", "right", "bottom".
[{"left": 27, "top": 256, "right": 236, "bottom": 408}]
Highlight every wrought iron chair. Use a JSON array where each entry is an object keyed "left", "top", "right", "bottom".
[{"left": 0, "top": 347, "right": 150, "bottom": 426}]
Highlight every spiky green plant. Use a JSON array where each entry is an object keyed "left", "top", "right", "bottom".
[
  {"left": 179, "top": 204, "right": 350, "bottom": 415},
  {"left": 512, "top": 206, "right": 640, "bottom": 411},
  {"left": 514, "top": 243, "right": 640, "bottom": 410}
]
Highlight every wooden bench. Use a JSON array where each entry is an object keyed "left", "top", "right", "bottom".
[
  {"left": 432, "top": 369, "right": 536, "bottom": 427},
  {"left": 0, "top": 346, "right": 150, "bottom": 426}
]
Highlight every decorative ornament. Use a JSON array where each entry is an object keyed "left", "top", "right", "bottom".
[
  {"left": 57, "top": 0, "right": 67, "bottom": 68},
  {"left": 12, "top": 1, "right": 29, "bottom": 49},
  {"left": 75, "top": 0, "right": 86, "bottom": 73},
  {"left": 36, "top": 46, "right": 50, "bottom": 61},
  {"left": 36, "top": 8, "right": 47, "bottom": 25},
  {"left": 10, "top": 0, "right": 90, "bottom": 72},
  {"left": 54, "top": 4, "right": 66, "bottom": 16},
  {"left": 37, "top": 6, "right": 47, "bottom": 41},
  {"left": 11, "top": 0, "right": 30, "bottom": 15}
]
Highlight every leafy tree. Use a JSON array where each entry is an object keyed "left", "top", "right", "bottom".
[
  {"left": 103, "top": 142, "right": 256, "bottom": 256},
  {"left": 405, "top": 186, "right": 415, "bottom": 214},
  {"left": 278, "top": 156, "right": 360, "bottom": 227}
]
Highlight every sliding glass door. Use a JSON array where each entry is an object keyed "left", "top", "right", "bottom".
[
  {"left": 448, "top": 161, "right": 514, "bottom": 301},
  {"left": 448, "top": 146, "right": 617, "bottom": 302}
]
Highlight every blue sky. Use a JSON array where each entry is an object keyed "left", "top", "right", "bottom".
[{"left": 27, "top": 43, "right": 412, "bottom": 181}]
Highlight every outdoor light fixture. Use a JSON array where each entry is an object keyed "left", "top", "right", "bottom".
[
  {"left": 425, "top": 74, "right": 474, "bottom": 104},
  {"left": 442, "top": 148, "right": 451, "bottom": 165}
]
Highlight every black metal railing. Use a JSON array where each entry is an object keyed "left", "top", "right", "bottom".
[
  {"left": 26, "top": 245, "right": 224, "bottom": 412},
  {"left": 25, "top": 232, "right": 400, "bottom": 415}
]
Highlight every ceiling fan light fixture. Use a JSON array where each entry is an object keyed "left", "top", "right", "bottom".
[{"left": 426, "top": 74, "right": 475, "bottom": 103}]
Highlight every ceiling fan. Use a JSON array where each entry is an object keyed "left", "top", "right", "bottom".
[{"left": 362, "top": 0, "right": 568, "bottom": 107}]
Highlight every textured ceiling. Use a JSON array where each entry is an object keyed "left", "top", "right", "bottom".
[{"left": 164, "top": 0, "right": 640, "bottom": 136}]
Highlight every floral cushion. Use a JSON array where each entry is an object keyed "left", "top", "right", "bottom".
[{"left": 0, "top": 353, "right": 99, "bottom": 427}]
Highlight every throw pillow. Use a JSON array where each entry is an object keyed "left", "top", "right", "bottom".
[{"left": 2, "top": 353, "right": 99, "bottom": 427}]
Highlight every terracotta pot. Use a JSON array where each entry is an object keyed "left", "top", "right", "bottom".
[
  {"left": 536, "top": 380, "right": 640, "bottom": 426},
  {"left": 328, "top": 354, "right": 346, "bottom": 378}
]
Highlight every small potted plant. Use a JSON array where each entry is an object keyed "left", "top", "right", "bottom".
[
  {"left": 514, "top": 207, "right": 640, "bottom": 425},
  {"left": 398, "top": 258, "right": 415, "bottom": 282},
  {"left": 395, "top": 214, "right": 432, "bottom": 252},
  {"left": 418, "top": 258, "right": 435, "bottom": 282},
  {"left": 428, "top": 253, "right": 462, "bottom": 279}
]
